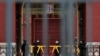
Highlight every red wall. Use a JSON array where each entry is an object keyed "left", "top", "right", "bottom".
[
  {"left": 86, "top": 2, "right": 100, "bottom": 42},
  {"left": 74, "top": 16, "right": 78, "bottom": 38},
  {"left": 0, "top": 2, "right": 15, "bottom": 42},
  {"left": 92, "top": 3, "right": 100, "bottom": 42},
  {"left": 0, "top": 2, "right": 6, "bottom": 42}
]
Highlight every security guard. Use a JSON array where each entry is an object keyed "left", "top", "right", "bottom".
[
  {"left": 79, "top": 40, "right": 86, "bottom": 56},
  {"left": 54, "top": 40, "right": 60, "bottom": 56},
  {"left": 21, "top": 40, "right": 27, "bottom": 56},
  {"left": 33, "top": 39, "right": 41, "bottom": 56}
]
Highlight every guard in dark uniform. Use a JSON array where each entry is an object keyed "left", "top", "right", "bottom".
[
  {"left": 21, "top": 40, "right": 27, "bottom": 56},
  {"left": 54, "top": 40, "right": 60, "bottom": 56},
  {"left": 79, "top": 40, "right": 86, "bottom": 56},
  {"left": 33, "top": 39, "right": 41, "bottom": 56}
]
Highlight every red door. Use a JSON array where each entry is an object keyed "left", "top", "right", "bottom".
[{"left": 31, "top": 15, "right": 60, "bottom": 56}]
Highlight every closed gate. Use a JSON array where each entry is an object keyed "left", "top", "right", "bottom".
[{"left": 0, "top": 0, "right": 100, "bottom": 56}]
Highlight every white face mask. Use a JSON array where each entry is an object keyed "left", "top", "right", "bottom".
[
  {"left": 80, "top": 41, "right": 82, "bottom": 43},
  {"left": 55, "top": 41, "right": 59, "bottom": 43},
  {"left": 37, "top": 40, "right": 39, "bottom": 42}
]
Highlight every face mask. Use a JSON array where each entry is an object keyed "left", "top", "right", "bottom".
[
  {"left": 37, "top": 40, "right": 39, "bottom": 42},
  {"left": 55, "top": 41, "right": 59, "bottom": 44}
]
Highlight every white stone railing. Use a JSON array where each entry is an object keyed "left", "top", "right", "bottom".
[
  {"left": 0, "top": 42, "right": 100, "bottom": 56},
  {"left": 0, "top": 43, "right": 16, "bottom": 56},
  {"left": 86, "top": 42, "right": 100, "bottom": 56}
]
